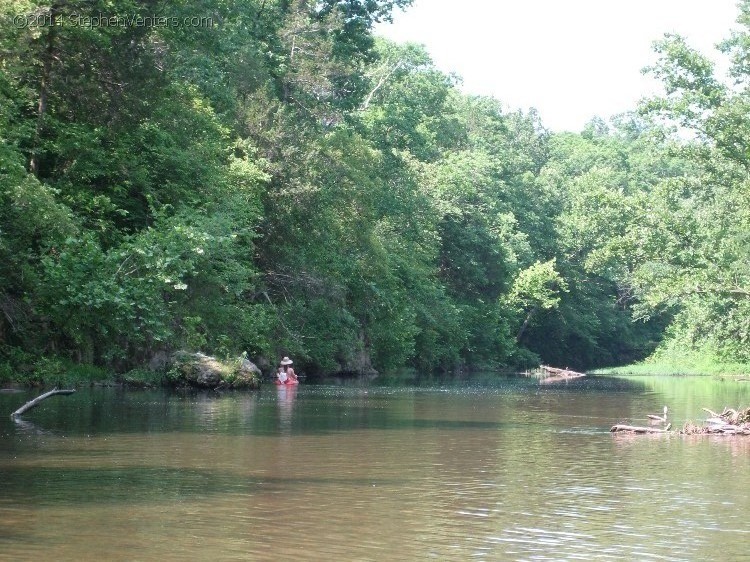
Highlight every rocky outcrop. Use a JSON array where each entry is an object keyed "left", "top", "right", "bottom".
[
  {"left": 334, "top": 332, "right": 379, "bottom": 377},
  {"left": 344, "top": 348, "right": 378, "bottom": 377},
  {"left": 169, "top": 352, "right": 261, "bottom": 389}
]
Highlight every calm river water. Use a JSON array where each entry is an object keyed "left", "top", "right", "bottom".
[{"left": 2, "top": 375, "right": 750, "bottom": 561}]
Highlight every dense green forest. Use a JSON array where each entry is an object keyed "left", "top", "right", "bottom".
[{"left": 1, "top": 0, "right": 748, "bottom": 380}]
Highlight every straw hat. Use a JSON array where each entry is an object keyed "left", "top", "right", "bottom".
[{"left": 280, "top": 356, "right": 293, "bottom": 365}]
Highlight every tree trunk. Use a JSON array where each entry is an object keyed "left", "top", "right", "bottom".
[
  {"left": 30, "top": 5, "right": 59, "bottom": 176},
  {"left": 516, "top": 306, "right": 537, "bottom": 343}
]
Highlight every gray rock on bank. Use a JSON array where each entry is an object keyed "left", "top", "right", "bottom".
[{"left": 169, "top": 352, "right": 262, "bottom": 389}]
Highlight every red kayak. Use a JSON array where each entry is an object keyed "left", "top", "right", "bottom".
[{"left": 275, "top": 379, "right": 299, "bottom": 385}]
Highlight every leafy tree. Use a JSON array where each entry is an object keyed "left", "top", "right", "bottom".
[
  {"left": 503, "top": 259, "right": 567, "bottom": 343},
  {"left": 630, "top": 13, "right": 750, "bottom": 364}
]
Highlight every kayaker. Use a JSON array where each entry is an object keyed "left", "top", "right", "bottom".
[
  {"left": 277, "top": 365, "right": 288, "bottom": 384},
  {"left": 280, "top": 356, "right": 298, "bottom": 383}
]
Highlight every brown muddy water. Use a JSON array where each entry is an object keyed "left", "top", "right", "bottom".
[{"left": 2, "top": 375, "right": 750, "bottom": 561}]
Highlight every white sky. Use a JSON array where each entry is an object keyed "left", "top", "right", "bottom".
[{"left": 376, "top": 0, "right": 741, "bottom": 132}]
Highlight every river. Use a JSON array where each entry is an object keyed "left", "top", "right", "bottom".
[{"left": 2, "top": 375, "right": 750, "bottom": 561}]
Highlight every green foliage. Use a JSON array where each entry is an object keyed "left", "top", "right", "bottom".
[
  {"left": 120, "top": 368, "right": 164, "bottom": 388},
  {"left": 629, "top": 6, "right": 750, "bottom": 366},
  {"left": 642, "top": 33, "right": 725, "bottom": 129},
  {"left": 360, "top": 40, "right": 464, "bottom": 160},
  {"left": 2, "top": 0, "right": 749, "bottom": 383},
  {"left": 506, "top": 259, "right": 567, "bottom": 313},
  {"left": 532, "top": 119, "right": 686, "bottom": 369},
  {"left": 36, "top": 203, "right": 266, "bottom": 365},
  {"left": 0, "top": 344, "right": 113, "bottom": 386}
]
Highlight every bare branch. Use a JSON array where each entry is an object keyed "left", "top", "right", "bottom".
[
  {"left": 360, "top": 60, "right": 403, "bottom": 111},
  {"left": 11, "top": 388, "right": 75, "bottom": 419}
]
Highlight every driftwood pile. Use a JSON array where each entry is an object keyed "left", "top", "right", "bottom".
[
  {"left": 682, "top": 407, "right": 750, "bottom": 435},
  {"left": 611, "top": 406, "right": 750, "bottom": 436},
  {"left": 536, "top": 365, "right": 586, "bottom": 384}
]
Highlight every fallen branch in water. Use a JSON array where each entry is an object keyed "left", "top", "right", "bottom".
[
  {"left": 10, "top": 388, "right": 75, "bottom": 419},
  {"left": 701, "top": 407, "right": 723, "bottom": 418}
]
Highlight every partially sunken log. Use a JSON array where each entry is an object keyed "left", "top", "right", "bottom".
[
  {"left": 10, "top": 388, "right": 75, "bottom": 419},
  {"left": 611, "top": 423, "right": 672, "bottom": 434}
]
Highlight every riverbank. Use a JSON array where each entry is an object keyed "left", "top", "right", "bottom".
[
  {"left": 592, "top": 360, "right": 750, "bottom": 377},
  {"left": 0, "top": 356, "right": 115, "bottom": 388},
  {"left": 0, "top": 352, "right": 262, "bottom": 389}
]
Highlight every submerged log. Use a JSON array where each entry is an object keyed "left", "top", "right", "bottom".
[
  {"left": 10, "top": 388, "right": 75, "bottom": 419},
  {"left": 682, "top": 423, "right": 750, "bottom": 436}
]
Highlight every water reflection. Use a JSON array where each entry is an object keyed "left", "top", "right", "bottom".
[
  {"left": 276, "top": 384, "right": 297, "bottom": 433},
  {"left": 10, "top": 417, "right": 50, "bottom": 436}
]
